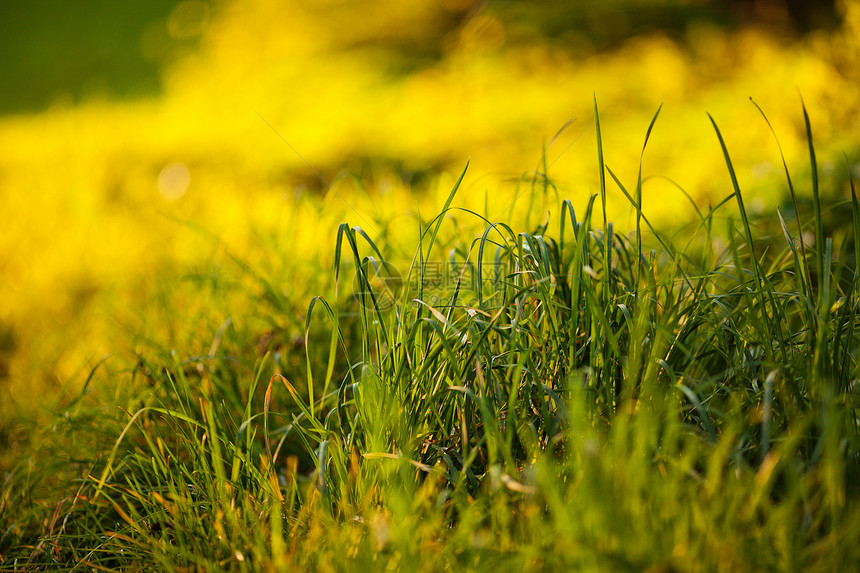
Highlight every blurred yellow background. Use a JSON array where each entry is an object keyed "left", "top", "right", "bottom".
[{"left": 1, "top": 0, "right": 859, "bottom": 444}]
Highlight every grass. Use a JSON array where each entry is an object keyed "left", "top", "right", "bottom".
[{"left": 1, "top": 101, "right": 859, "bottom": 572}]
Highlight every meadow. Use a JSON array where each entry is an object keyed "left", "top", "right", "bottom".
[{"left": 2, "top": 1, "right": 860, "bottom": 570}]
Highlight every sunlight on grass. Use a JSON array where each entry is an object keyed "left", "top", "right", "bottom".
[{"left": 1, "top": 2, "right": 859, "bottom": 569}]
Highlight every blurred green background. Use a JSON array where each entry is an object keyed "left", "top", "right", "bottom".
[{"left": 0, "top": 0, "right": 199, "bottom": 113}]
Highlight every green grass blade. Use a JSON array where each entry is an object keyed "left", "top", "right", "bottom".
[{"left": 801, "top": 97, "right": 826, "bottom": 296}]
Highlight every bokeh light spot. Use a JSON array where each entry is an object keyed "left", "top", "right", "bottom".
[{"left": 158, "top": 162, "right": 191, "bottom": 200}]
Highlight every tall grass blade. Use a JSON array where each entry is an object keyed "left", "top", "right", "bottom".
[
  {"left": 636, "top": 103, "right": 662, "bottom": 295},
  {"left": 709, "top": 113, "right": 782, "bottom": 363},
  {"left": 751, "top": 98, "right": 811, "bottom": 300},
  {"left": 801, "top": 97, "right": 826, "bottom": 298}
]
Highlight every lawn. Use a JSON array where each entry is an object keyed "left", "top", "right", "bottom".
[{"left": 1, "top": 1, "right": 860, "bottom": 571}]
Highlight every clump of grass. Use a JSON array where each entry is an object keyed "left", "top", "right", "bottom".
[{"left": 2, "top": 101, "right": 859, "bottom": 572}]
